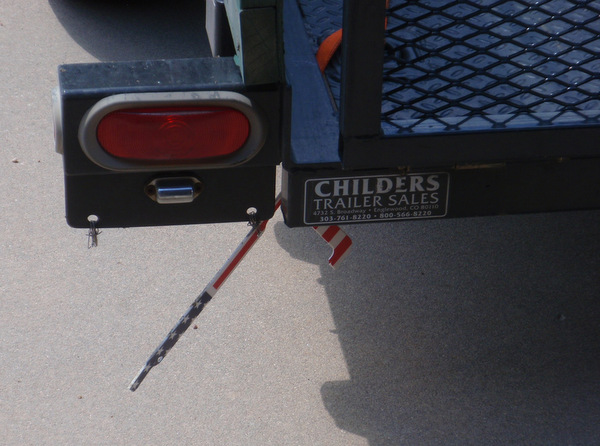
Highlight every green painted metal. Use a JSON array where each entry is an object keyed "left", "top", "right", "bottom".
[{"left": 224, "top": 0, "right": 283, "bottom": 85}]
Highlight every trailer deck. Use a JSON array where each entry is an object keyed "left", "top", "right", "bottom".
[{"left": 281, "top": 0, "right": 600, "bottom": 226}]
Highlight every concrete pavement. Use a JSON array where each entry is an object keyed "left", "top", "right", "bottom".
[{"left": 1, "top": 1, "right": 599, "bottom": 444}]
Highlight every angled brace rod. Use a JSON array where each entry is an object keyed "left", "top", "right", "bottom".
[{"left": 129, "top": 195, "right": 281, "bottom": 391}]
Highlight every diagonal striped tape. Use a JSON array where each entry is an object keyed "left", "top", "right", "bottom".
[{"left": 312, "top": 225, "right": 353, "bottom": 268}]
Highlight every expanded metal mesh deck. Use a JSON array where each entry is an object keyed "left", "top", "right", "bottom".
[
  {"left": 383, "top": 0, "right": 600, "bottom": 135},
  {"left": 298, "top": 0, "right": 600, "bottom": 137}
]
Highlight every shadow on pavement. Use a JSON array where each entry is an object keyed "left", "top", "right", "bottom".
[
  {"left": 275, "top": 211, "right": 600, "bottom": 445},
  {"left": 49, "top": 0, "right": 211, "bottom": 61},
  {"left": 46, "top": 3, "right": 600, "bottom": 442}
]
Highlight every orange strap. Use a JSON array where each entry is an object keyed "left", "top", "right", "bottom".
[
  {"left": 315, "top": 1, "right": 389, "bottom": 73},
  {"left": 316, "top": 29, "right": 343, "bottom": 73}
]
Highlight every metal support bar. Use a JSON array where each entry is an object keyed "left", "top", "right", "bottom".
[{"left": 339, "top": 0, "right": 386, "bottom": 139}]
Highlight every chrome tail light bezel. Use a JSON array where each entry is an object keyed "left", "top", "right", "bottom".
[{"left": 78, "top": 90, "right": 268, "bottom": 172}]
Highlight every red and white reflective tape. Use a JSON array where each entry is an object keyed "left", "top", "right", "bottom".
[
  {"left": 129, "top": 196, "right": 352, "bottom": 391},
  {"left": 312, "top": 225, "right": 353, "bottom": 268}
]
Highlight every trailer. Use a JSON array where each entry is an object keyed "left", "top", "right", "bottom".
[
  {"left": 52, "top": 0, "right": 600, "bottom": 388},
  {"left": 54, "top": 0, "right": 600, "bottom": 230}
]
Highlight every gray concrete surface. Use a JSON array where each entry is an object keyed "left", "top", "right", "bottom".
[{"left": 1, "top": 1, "right": 600, "bottom": 445}]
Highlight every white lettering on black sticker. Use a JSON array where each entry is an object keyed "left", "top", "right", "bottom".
[{"left": 304, "top": 173, "right": 449, "bottom": 225}]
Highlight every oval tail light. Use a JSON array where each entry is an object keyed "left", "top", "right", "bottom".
[{"left": 78, "top": 91, "right": 266, "bottom": 171}]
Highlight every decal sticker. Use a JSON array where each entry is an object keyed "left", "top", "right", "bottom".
[{"left": 304, "top": 173, "right": 449, "bottom": 225}]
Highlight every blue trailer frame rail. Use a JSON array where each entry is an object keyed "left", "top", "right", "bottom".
[{"left": 281, "top": 0, "right": 600, "bottom": 227}]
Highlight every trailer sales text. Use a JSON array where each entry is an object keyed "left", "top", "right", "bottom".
[{"left": 312, "top": 175, "right": 441, "bottom": 210}]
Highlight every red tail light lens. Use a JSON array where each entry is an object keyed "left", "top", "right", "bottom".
[
  {"left": 97, "top": 107, "right": 250, "bottom": 162},
  {"left": 78, "top": 91, "right": 266, "bottom": 171}
]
